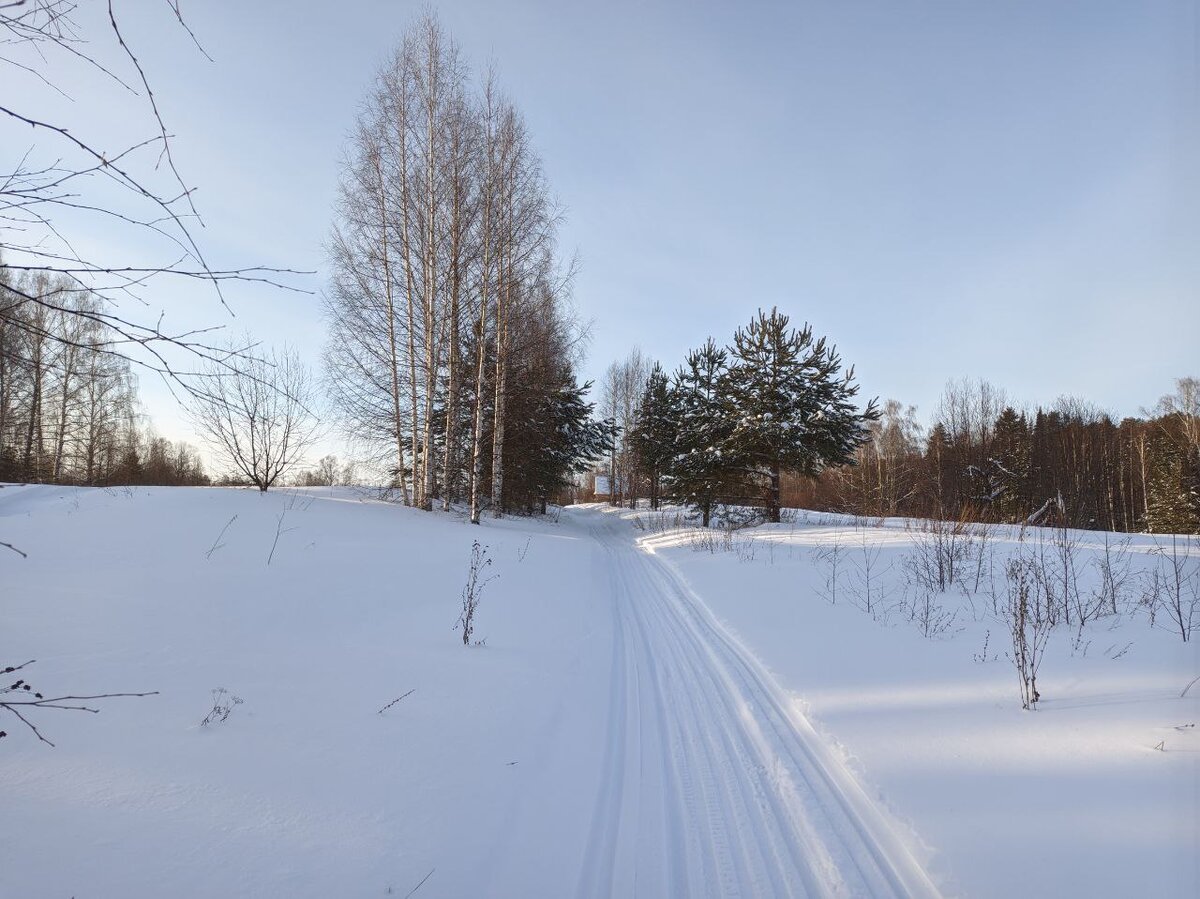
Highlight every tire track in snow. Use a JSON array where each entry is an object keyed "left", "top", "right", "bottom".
[
  {"left": 576, "top": 542, "right": 632, "bottom": 899},
  {"left": 572, "top": 509, "right": 941, "bottom": 898}
]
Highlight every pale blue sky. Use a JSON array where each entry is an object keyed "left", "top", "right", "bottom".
[{"left": 6, "top": 0, "right": 1197, "bottom": 451}]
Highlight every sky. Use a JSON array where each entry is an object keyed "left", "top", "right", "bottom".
[{"left": 5, "top": 0, "right": 1197, "bottom": 460}]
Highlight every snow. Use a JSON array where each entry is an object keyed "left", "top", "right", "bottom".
[
  {"left": 3, "top": 485, "right": 619, "bottom": 897},
  {"left": 634, "top": 508, "right": 1199, "bottom": 898},
  {"left": 2, "top": 485, "right": 1198, "bottom": 897}
]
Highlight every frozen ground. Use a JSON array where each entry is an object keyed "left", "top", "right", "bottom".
[{"left": 2, "top": 485, "right": 1197, "bottom": 897}]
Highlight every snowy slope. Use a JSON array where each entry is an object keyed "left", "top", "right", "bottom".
[
  {"left": 3, "top": 486, "right": 1197, "bottom": 897},
  {"left": 3, "top": 486, "right": 624, "bottom": 897}
]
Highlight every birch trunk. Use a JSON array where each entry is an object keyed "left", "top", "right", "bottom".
[
  {"left": 420, "top": 43, "right": 439, "bottom": 513},
  {"left": 374, "top": 151, "right": 410, "bottom": 505}
]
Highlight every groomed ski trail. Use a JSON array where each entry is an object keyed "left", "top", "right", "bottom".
[{"left": 571, "top": 506, "right": 941, "bottom": 899}]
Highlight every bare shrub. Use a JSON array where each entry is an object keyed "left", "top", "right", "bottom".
[
  {"left": 1092, "top": 532, "right": 1138, "bottom": 617},
  {"left": 1144, "top": 535, "right": 1200, "bottom": 642},
  {"left": 200, "top": 687, "right": 243, "bottom": 727},
  {"left": 733, "top": 532, "right": 758, "bottom": 563},
  {"left": 900, "top": 589, "right": 961, "bottom": 639},
  {"left": 456, "top": 541, "right": 496, "bottom": 645},
  {"left": 1001, "top": 555, "right": 1053, "bottom": 710},
  {"left": 849, "top": 534, "right": 891, "bottom": 617},
  {"left": 638, "top": 508, "right": 685, "bottom": 533},
  {"left": 1044, "top": 524, "right": 1087, "bottom": 627},
  {"left": 972, "top": 629, "right": 996, "bottom": 663},
  {"left": 688, "top": 528, "right": 721, "bottom": 554},
  {"left": 969, "top": 522, "right": 996, "bottom": 596},
  {"left": 810, "top": 534, "right": 846, "bottom": 605},
  {"left": 903, "top": 515, "right": 975, "bottom": 594}
]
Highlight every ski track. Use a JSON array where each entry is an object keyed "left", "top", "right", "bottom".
[{"left": 572, "top": 508, "right": 941, "bottom": 899}]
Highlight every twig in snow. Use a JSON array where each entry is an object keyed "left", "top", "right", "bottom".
[
  {"left": 205, "top": 514, "right": 238, "bottom": 559},
  {"left": 1, "top": 660, "right": 158, "bottom": 747},
  {"left": 1181, "top": 674, "right": 1200, "bottom": 699},
  {"left": 267, "top": 509, "right": 298, "bottom": 565},
  {"left": 377, "top": 689, "right": 415, "bottom": 715},
  {"left": 1, "top": 540, "right": 27, "bottom": 558},
  {"left": 404, "top": 868, "right": 435, "bottom": 899}
]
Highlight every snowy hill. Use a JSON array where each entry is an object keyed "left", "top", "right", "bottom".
[{"left": 2, "top": 486, "right": 1197, "bottom": 897}]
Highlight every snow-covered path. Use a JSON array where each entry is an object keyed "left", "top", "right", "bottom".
[{"left": 568, "top": 506, "right": 940, "bottom": 898}]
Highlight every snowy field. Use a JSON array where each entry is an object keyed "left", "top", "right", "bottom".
[
  {"left": 632, "top": 505, "right": 1199, "bottom": 898},
  {"left": 2, "top": 485, "right": 1197, "bottom": 897}
]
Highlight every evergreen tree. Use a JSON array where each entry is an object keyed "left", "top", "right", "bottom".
[
  {"left": 923, "top": 422, "right": 952, "bottom": 514},
  {"left": 543, "top": 378, "right": 616, "bottom": 503},
  {"left": 988, "top": 407, "right": 1031, "bottom": 521},
  {"left": 501, "top": 373, "right": 613, "bottom": 513},
  {"left": 1029, "top": 410, "right": 1060, "bottom": 502},
  {"left": 665, "top": 340, "right": 738, "bottom": 527},
  {"left": 1145, "top": 429, "right": 1200, "bottom": 533},
  {"left": 724, "top": 308, "right": 879, "bottom": 523},
  {"left": 630, "top": 363, "right": 677, "bottom": 510}
]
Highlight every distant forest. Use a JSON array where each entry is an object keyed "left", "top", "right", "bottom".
[
  {"left": 0, "top": 272, "right": 209, "bottom": 488},
  {"left": 786, "top": 376, "right": 1199, "bottom": 535}
]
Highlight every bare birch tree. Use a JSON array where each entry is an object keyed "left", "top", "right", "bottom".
[
  {"left": 603, "top": 348, "right": 652, "bottom": 507},
  {"left": 325, "top": 11, "right": 589, "bottom": 519}
]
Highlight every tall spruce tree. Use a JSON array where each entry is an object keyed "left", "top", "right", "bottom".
[
  {"left": 498, "top": 370, "right": 613, "bottom": 513},
  {"left": 991, "top": 407, "right": 1032, "bottom": 521},
  {"left": 725, "top": 308, "right": 879, "bottom": 523},
  {"left": 630, "top": 363, "right": 677, "bottom": 510},
  {"left": 1145, "top": 429, "right": 1200, "bottom": 533},
  {"left": 666, "top": 340, "right": 738, "bottom": 527}
]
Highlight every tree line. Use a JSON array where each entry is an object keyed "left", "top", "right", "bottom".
[
  {"left": 605, "top": 322, "right": 1196, "bottom": 535},
  {"left": 605, "top": 308, "right": 878, "bottom": 525},
  {"left": 324, "top": 13, "right": 610, "bottom": 520},
  {"left": 785, "top": 376, "right": 1199, "bottom": 534},
  {"left": 0, "top": 270, "right": 208, "bottom": 487}
]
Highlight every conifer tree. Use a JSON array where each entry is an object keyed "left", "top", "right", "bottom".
[
  {"left": 1145, "top": 430, "right": 1200, "bottom": 533},
  {"left": 923, "top": 422, "right": 952, "bottom": 513},
  {"left": 988, "top": 407, "right": 1032, "bottom": 521},
  {"left": 538, "top": 377, "right": 616, "bottom": 507},
  {"left": 666, "top": 340, "right": 737, "bottom": 527},
  {"left": 630, "top": 363, "right": 677, "bottom": 510},
  {"left": 724, "top": 308, "right": 878, "bottom": 523}
]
